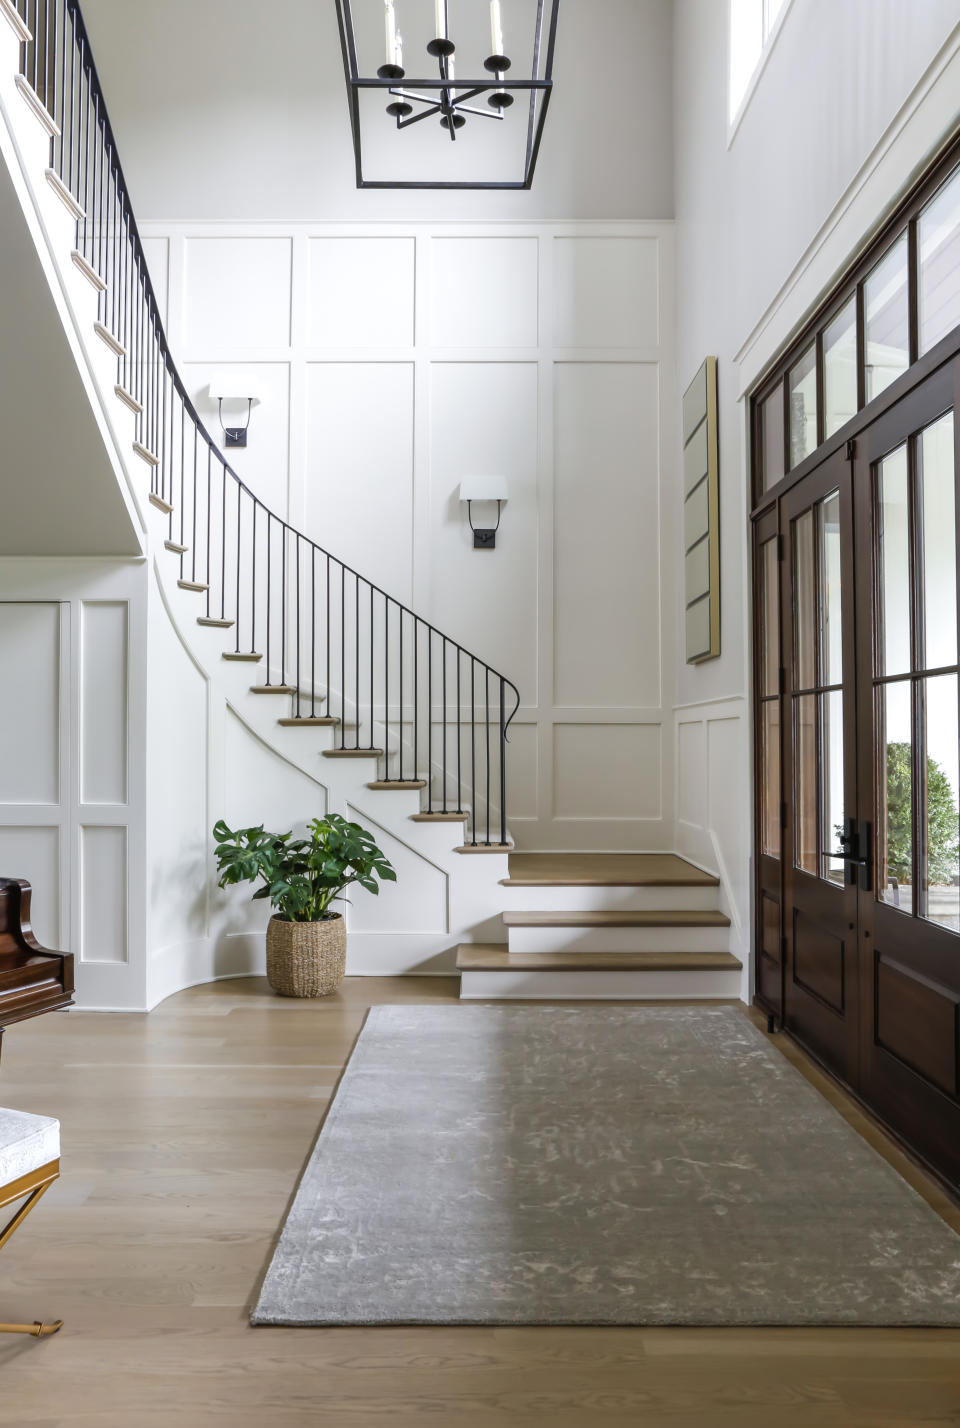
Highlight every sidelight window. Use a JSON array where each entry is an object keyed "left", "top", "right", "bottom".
[{"left": 873, "top": 413, "right": 960, "bottom": 930}]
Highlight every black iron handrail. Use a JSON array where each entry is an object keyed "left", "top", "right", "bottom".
[{"left": 12, "top": 0, "right": 520, "bottom": 846}]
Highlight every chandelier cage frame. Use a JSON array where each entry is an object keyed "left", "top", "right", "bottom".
[{"left": 334, "top": 0, "right": 560, "bottom": 190}]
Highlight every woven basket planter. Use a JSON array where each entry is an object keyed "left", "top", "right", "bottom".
[{"left": 265, "top": 914, "right": 346, "bottom": 998}]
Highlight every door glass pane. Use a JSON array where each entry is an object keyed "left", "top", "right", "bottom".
[
  {"left": 761, "top": 699, "right": 781, "bottom": 858},
  {"left": 795, "top": 693, "right": 817, "bottom": 875},
  {"left": 919, "top": 164, "right": 960, "bottom": 356},
  {"left": 920, "top": 412, "right": 957, "bottom": 670},
  {"left": 875, "top": 445, "right": 911, "bottom": 677},
  {"left": 788, "top": 344, "right": 818, "bottom": 469},
  {"left": 761, "top": 387, "right": 784, "bottom": 491},
  {"left": 819, "top": 491, "right": 842, "bottom": 686},
  {"left": 823, "top": 299, "right": 858, "bottom": 439},
  {"left": 794, "top": 510, "right": 816, "bottom": 688},
  {"left": 877, "top": 681, "right": 914, "bottom": 915},
  {"left": 922, "top": 674, "right": 959, "bottom": 932},
  {"left": 821, "top": 689, "right": 845, "bottom": 885},
  {"left": 761, "top": 536, "right": 779, "bottom": 696},
  {"left": 865, "top": 234, "right": 910, "bottom": 402}
]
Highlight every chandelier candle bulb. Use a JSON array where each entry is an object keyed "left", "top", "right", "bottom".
[
  {"left": 384, "top": 0, "right": 396, "bottom": 65},
  {"left": 435, "top": 0, "right": 446, "bottom": 41},
  {"left": 490, "top": 0, "right": 504, "bottom": 58}
]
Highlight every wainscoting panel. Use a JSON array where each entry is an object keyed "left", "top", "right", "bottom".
[
  {"left": 0, "top": 824, "right": 59, "bottom": 948},
  {"left": 673, "top": 697, "right": 750, "bottom": 998},
  {"left": 0, "top": 564, "right": 147, "bottom": 1008},
  {"left": 429, "top": 237, "right": 539, "bottom": 348},
  {"left": 182, "top": 236, "right": 293, "bottom": 352},
  {"left": 307, "top": 237, "right": 416, "bottom": 349},
  {"left": 304, "top": 362, "right": 415, "bottom": 604},
  {"left": 80, "top": 824, "right": 127, "bottom": 964},
  {"left": 145, "top": 220, "right": 676, "bottom": 849},
  {"left": 551, "top": 236, "right": 660, "bottom": 348},
  {"left": 553, "top": 362, "right": 661, "bottom": 710},
  {"left": 0, "top": 601, "right": 60, "bottom": 804},
  {"left": 80, "top": 601, "right": 128, "bottom": 805}
]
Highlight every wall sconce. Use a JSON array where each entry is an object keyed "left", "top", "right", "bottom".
[
  {"left": 459, "top": 476, "right": 508, "bottom": 549},
  {"left": 207, "top": 377, "right": 263, "bottom": 449}
]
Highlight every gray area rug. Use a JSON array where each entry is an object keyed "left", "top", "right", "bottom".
[{"left": 252, "top": 1005, "right": 960, "bottom": 1326}]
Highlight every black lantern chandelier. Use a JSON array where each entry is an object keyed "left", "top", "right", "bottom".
[{"left": 334, "top": 0, "right": 560, "bottom": 190}]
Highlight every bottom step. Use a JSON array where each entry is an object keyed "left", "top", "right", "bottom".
[{"left": 456, "top": 945, "right": 742, "bottom": 1001}]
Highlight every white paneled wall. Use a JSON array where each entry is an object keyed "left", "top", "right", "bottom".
[
  {"left": 143, "top": 221, "right": 677, "bottom": 850},
  {"left": 0, "top": 561, "right": 148, "bottom": 1007},
  {"left": 673, "top": 697, "right": 751, "bottom": 998}
]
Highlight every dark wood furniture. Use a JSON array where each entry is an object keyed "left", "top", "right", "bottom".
[{"left": 0, "top": 878, "right": 74, "bottom": 1059}]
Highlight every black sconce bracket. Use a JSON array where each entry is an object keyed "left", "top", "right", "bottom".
[
  {"left": 467, "top": 499, "right": 502, "bottom": 550},
  {"left": 218, "top": 397, "right": 254, "bottom": 449}
]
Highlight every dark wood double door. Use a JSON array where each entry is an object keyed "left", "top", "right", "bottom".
[{"left": 756, "top": 362, "right": 960, "bottom": 1187}]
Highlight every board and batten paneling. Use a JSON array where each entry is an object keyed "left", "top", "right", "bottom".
[
  {"left": 149, "top": 221, "right": 676, "bottom": 850},
  {"left": 0, "top": 565, "right": 147, "bottom": 1008}
]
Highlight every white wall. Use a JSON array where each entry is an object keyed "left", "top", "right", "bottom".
[
  {"left": 0, "top": 559, "right": 148, "bottom": 1009},
  {"left": 672, "top": 0, "right": 960, "bottom": 973},
  {"left": 80, "top": 0, "right": 674, "bottom": 223},
  {"left": 141, "top": 219, "right": 677, "bottom": 851}
]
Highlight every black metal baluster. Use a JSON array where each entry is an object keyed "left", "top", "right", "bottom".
[
  {"left": 280, "top": 524, "right": 287, "bottom": 686},
  {"left": 456, "top": 648, "right": 462, "bottom": 813},
  {"left": 250, "top": 498, "right": 257, "bottom": 653},
  {"left": 220, "top": 460, "right": 226, "bottom": 622},
  {"left": 470, "top": 659, "right": 476, "bottom": 845},
  {"left": 369, "top": 583, "right": 374, "bottom": 760},
  {"left": 441, "top": 640, "right": 447, "bottom": 812},
  {"left": 427, "top": 629, "right": 433, "bottom": 812},
  {"left": 236, "top": 481, "right": 242, "bottom": 651},
  {"left": 295, "top": 535, "right": 301, "bottom": 700},
  {"left": 340, "top": 564, "right": 346, "bottom": 746},
  {"left": 499, "top": 678, "right": 507, "bottom": 848},
  {"left": 354, "top": 573, "right": 359, "bottom": 746},
  {"left": 325, "top": 557, "right": 331, "bottom": 729},
  {"left": 265, "top": 513, "right": 271, "bottom": 667},
  {"left": 384, "top": 599, "right": 389, "bottom": 778},
  {"left": 485, "top": 668, "right": 491, "bottom": 845},
  {"left": 397, "top": 605, "right": 404, "bottom": 781},
  {"left": 309, "top": 546, "right": 315, "bottom": 719}
]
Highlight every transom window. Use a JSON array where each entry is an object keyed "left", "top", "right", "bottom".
[
  {"left": 753, "top": 152, "right": 960, "bottom": 503},
  {"left": 729, "top": 0, "right": 791, "bottom": 128}
]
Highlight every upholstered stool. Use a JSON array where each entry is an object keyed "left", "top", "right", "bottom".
[{"left": 0, "top": 1107, "right": 61, "bottom": 1336}]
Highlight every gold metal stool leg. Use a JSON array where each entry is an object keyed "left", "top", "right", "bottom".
[{"left": 0, "top": 1162, "right": 62, "bottom": 1338}]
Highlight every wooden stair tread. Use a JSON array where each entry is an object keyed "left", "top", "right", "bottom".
[
  {"left": 93, "top": 321, "right": 125, "bottom": 357},
  {"left": 368, "top": 780, "right": 427, "bottom": 790},
  {"left": 503, "top": 909, "right": 730, "bottom": 928},
  {"left": 177, "top": 580, "right": 207, "bottom": 593},
  {"left": 455, "top": 844, "right": 513, "bottom": 854},
  {"left": 164, "top": 540, "right": 188, "bottom": 555},
  {"left": 323, "top": 748, "right": 384, "bottom": 759},
  {"left": 198, "top": 617, "right": 233, "bottom": 628},
  {"left": 411, "top": 811, "right": 469, "bottom": 822},
  {"left": 278, "top": 716, "right": 340, "bottom": 727},
  {"left": 250, "top": 684, "right": 295, "bottom": 695},
  {"left": 222, "top": 651, "right": 262, "bottom": 662},
  {"left": 44, "top": 168, "right": 84, "bottom": 221},
  {"left": 456, "top": 946, "right": 742, "bottom": 973},
  {"left": 502, "top": 853, "right": 719, "bottom": 888}
]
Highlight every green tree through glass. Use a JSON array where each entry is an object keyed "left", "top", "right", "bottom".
[{"left": 884, "top": 741, "right": 959, "bottom": 886}]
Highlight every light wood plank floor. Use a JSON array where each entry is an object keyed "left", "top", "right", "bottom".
[{"left": 0, "top": 977, "right": 958, "bottom": 1428}]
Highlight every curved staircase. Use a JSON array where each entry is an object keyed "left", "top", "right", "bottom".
[{"left": 0, "top": 0, "right": 739, "bottom": 1002}]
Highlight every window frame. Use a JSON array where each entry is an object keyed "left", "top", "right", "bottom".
[
  {"left": 749, "top": 129, "right": 960, "bottom": 515},
  {"left": 727, "top": 0, "right": 795, "bottom": 145}
]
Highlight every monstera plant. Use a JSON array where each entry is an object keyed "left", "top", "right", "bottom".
[{"left": 212, "top": 813, "right": 396, "bottom": 998}]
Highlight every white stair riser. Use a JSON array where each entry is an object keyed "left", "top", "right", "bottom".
[
  {"left": 506, "top": 924, "right": 729, "bottom": 954},
  {"left": 499, "top": 884, "right": 719, "bottom": 914},
  {"left": 459, "top": 968, "right": 742, "bottom": 1000}
]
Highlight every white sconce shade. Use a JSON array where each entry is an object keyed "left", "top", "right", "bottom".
[
  {"left": 207, "top": 377, "right": 263, "bottom": 406},
  {"left": 459, "top": 476, "right": 509, "bottom": 504}
]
